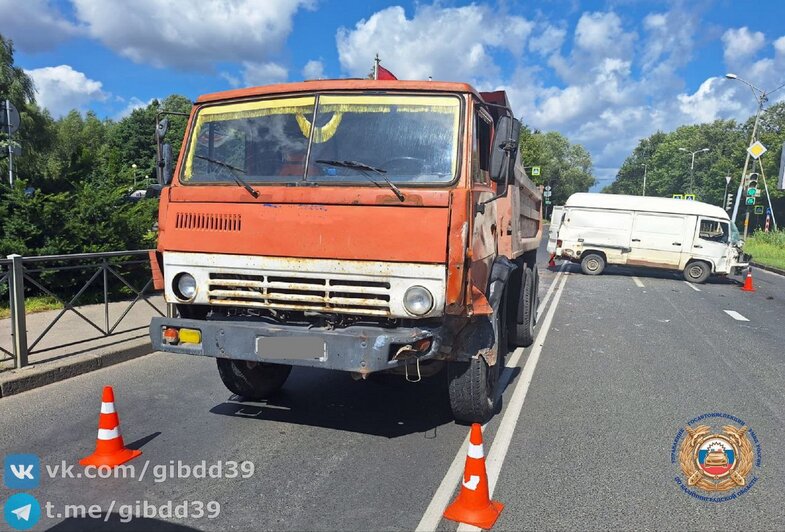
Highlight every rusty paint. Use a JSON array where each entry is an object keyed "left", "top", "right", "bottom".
[
  {"left": 445, "top": 189, "right": 470, "bottom": 313},
  {"left": 148, "top": 250, "right": 164, "bottom": 290},
  {"left": 195, "top": 79, "right": 482, "bottom": 105},
  {"left": 470, "top": 284, "right": 493, "bottom": 315},
  {"left": 160, "top": 202, "right": 449, "bottom": 263}
]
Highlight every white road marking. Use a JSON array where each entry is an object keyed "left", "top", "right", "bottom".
[
  {"left": 456, "top": 274, "right": 568, "bottom": 532},
  {"left": 724, "top": 310, "right": 749, "bottom": 322},
  {"left": 684, "top": 281, "right": 701, "bottom": 292},
  {"left": 632, "top": 276, "right": 645, "bottom": 288},
  {"left": 415, "top": 263, "right": 566, "bottom": 532}
]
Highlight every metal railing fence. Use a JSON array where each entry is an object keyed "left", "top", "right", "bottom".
[{"left": 2, "top": 250, "right": 166, "bottom": 369}]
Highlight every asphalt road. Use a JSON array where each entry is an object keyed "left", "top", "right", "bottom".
[{"left": 1, "top": 241, "right": 784, "bottom": 531}]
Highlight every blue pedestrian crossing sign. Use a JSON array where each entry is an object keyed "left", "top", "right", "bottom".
[{"left": 684, "top": 194, "right": 696, "bottom": 201}]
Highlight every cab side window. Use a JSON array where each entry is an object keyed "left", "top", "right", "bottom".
[
  {"left": 698, "top": 219, "right": 729, "bottom": 243},
  {"left": 472, "top": 109, "right": 492, "bottom": 184}
]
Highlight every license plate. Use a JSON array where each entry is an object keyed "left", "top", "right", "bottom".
[{"left": 255, "top": 336, "right": 326, "bottom": 361}]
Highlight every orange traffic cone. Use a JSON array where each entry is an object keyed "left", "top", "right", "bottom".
[
  {"left": 80, "top": 386, "right": 142, "bottom": 468},
  {"left": 741, "top": 267, "right": 755, "bottom": 292},
  {"left": 548, "top": 254, "right": 556, "bottom": 268},
  {"left": 443, "top": 423, "right": 504, "bottom": 529}
]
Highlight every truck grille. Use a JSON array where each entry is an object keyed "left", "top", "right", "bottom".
[
  {"left": 207, "top": 273, "right": 391, "bottom": 316},
  {"left": 175, "top": 212, "right": 242, "bottom": 232}
]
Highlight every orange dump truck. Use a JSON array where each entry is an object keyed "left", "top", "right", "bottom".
[{"left": 148, "top": 79, "right": 542, "bottom": 422}]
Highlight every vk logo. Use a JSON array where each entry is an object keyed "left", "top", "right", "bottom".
[
  {"left": 3, "top": 455, "right": 40, "bottom": 489},
  {"left": 4, "top": 493, "right": 41, "bottom": 531}
]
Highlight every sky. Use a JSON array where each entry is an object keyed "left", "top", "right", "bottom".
[{"left": 3, "top": 0, "right": 785, "bottom": 188}]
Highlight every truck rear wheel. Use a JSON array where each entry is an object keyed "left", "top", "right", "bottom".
[
  {"left": 509, "top": 266, "right": 535, "bottom": 348},
  {"left": 216, "top": 358, "right": 292, "bottom": 400}
]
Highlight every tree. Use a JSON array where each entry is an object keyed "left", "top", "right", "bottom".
[{"left": 519, "top": 128, "right": 596, "bottom": 204}]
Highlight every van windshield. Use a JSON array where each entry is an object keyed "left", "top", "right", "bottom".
[{"left": 180, "top": 94, "right": 461, "bottom": 186}]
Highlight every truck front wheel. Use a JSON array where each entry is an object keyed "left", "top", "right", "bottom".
[
  {"left": 448, "top": 355, "right": 500, "bottom": 424},
  {"left": 216, "top": 359, "right": 292, "bottom": 400}
]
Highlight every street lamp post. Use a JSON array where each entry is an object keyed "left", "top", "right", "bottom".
[
  {"left": 725, "top": 73, "right": 783, "bottom": 234},
  {"left": 642, "top": 163, "right": 647, "bottom": 196},
  {"left": 677, "top": 147, "right": 709, "bottom": 195}
]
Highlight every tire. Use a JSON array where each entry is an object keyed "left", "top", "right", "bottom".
[
  {"left": 683, "top": 261, "right": 711, "bottom": 284},
  {"left": 509, "top": 266, "right": 535, "bottom": 348},
  {"left": 581, "top": 253, "right": 605, "bottom": 275},
  {"left": 216, "top": 358, "right": 292, "bottom": 400},
  {"left": 449, "top": 291, "right": 506, "bottom": 424},
  {"left": 448, "top": 351, "right": 501, "bottom": 424}
]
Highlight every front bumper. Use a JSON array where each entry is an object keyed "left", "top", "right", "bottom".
[{"left": 150, "top": 317, "right": 443, "bottom": 374}]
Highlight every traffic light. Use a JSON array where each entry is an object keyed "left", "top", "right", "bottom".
[
  {"left": 725, "top": 193, "right": 733, "bottom": 210},
  {"left": 746, "top": 173, "right": 759, "bottom": 197}
]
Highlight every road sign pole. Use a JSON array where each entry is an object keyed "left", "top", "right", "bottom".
[
  {"left": 5, "top": 99, "right": 13, "bottom": 186},
  {"left": 757, "top": 157, "right": 778, "bottom": 230}
]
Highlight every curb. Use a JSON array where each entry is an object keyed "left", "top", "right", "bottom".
[
  {"left": 0, "top": 342, "right": 155, "bottom": 398},
  {"left": 751, "top": 262, "right": 785, "bottom": 278}
]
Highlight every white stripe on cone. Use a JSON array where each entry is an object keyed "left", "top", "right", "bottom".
[
  {"left": 97, "top": 426, "right": 120, "bottom": 440},
  {"left": 467, "top": 443, "right": 484, "bottom": 459},
  {"left": 100, "top": 402, "right": 116, "bottom": 414}
]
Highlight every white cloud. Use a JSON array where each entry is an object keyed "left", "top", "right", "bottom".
[
  {"left": 722, "top": 27, "right": 765, "bottom": 64},
  {"left": 71, "top": 0, "right": 313, "bottom": 70},
  {"left": 0, "top": 0, "right": 80, "bottom": 52},
  {"left": 336, "top": 5, "right": 532, "bottom": 82},
  {"left": 302, "top": 59, "right": 325, "bottom": 80},
  {"left": 25, "top": 65, "right": 107, "bottom": 117},
  {"left": 529, "top": 25, "right": 566, "bottom": 56},
  {"left": 114, "top": 96, "right": 156, "bottom": 120},
  {"left": 240, "top": 61, "right": 288, "bottom": 86}
]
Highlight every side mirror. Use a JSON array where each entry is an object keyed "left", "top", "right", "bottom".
[
  {"left": 489, "top": 116, "right": 519, "bottom": 184},
  {"left": 145, "top": 183, "right": 163, "bottom": 198},
  {"left": 158, "top": 143, "right": 174, "bottom": 185},
  {"left": 156, "top": 118, "right": 169, "bottom": 141}
]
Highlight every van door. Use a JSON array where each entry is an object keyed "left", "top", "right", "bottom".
[
  {"left": 547, "top": 206, "right": 564, "bottom": 254},
  {"left": 626, "top": 212, "right": 689, "bottom": 268},
  {"left": 691, "top": 218, "right": 731, "bottom": 273}
]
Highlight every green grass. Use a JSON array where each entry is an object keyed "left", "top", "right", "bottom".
[
  {"left": 745, "top": 230, "right": 785, "bottom": 271},
  {"left": 0, "top": 296, "right": 63, "bottom": 320}
]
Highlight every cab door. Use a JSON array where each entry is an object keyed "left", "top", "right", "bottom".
[
  {"left": 691, "top": 218, "right": 731, "bottom": 273},
  {"left": 469, "top": 105, "right": 496, "bottom": 293}
]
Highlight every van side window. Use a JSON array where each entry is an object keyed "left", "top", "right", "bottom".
[
  {"left": 472, "top": 109, "right": 492, "bottom": 184},
  {"left": 699, "top": 219, "right": 729, "bottom": 243}
]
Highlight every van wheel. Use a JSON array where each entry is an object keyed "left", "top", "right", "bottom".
[
  {"left": 683, "top": 261, "right": 710, "bottom": 284},
  {"left": 217, "top": 358, "right": 292, "bottom": 400},
  {"left": 581, "top": 253, "right": 605, "bottom": 275}
]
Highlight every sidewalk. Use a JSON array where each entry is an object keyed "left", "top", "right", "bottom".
[{"left": 0, "top": 296, "right": 165, "bottom": 397}]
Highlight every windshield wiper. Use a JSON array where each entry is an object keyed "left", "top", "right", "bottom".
[
  {"left": 315, "top": 159, "right": 405, "bottom": 202},
  {"left": 195, "top": 154, "right": 259, "bottom": 198}
]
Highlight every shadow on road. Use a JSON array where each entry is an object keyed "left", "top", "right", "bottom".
[
  {"left": 48, "top": 515, "right": 201, "bottom": 531},
  {"left": 209, "top": 365, "right": 455, "bottom": 438},
  {"left": 551, "top": 261, "right": 740, "bottom": 285}
]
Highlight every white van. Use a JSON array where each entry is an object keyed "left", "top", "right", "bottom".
[{"left": 550, "top": 193, "right": 750, "bottom": 283}]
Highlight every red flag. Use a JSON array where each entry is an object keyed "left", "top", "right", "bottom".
[{"left": 377, "top": 65, "right": 397, "bottom": 80}]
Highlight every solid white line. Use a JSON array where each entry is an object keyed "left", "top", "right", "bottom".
[
  {"left": 724, "top": 310, "right": 749, "bottom": 322},
  {"left": 684, "top": 281, "right": 701, "bottom": 292},
  {"left": 415, "top": 263, "right": 565, "bottom": 532},
  {"left": 456, "top": 274, "right": 569, "bottom": 532},
  {"left": 632, "top": 276, "right": 645, "bottom": 288}
]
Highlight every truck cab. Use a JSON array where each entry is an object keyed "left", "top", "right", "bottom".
[{"left": 149, "top": 79, "right": 542, "bottom": 423}]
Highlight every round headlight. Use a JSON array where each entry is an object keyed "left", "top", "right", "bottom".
[
  {"left": 403, "top": 286, "right": 433, "bottom": 316},
  {"left": 175, "top": 273, "right": 197, "bottom": 300}
]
